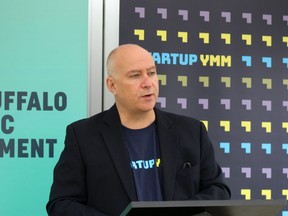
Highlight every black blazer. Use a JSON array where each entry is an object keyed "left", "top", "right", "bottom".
[{"left": 47, "top": 104, "right": 230, "bottom": 216}]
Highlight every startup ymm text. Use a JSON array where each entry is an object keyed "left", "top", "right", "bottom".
[{"left": 151, "top": 52, "right": 231, "bottom": 67}]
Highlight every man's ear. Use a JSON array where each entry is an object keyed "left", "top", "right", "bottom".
[{"left": 106, "top": 76, "right": 117, "bottom": 95}]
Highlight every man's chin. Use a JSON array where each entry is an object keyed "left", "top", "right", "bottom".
[{"left": 138, "top": 103, "right": 156, "bottom": 112}]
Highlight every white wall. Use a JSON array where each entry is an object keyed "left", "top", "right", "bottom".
[{"left": 88, "top": 0, "right": 119, "bottom": 116}]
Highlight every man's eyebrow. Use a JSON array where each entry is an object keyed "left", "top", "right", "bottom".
[
  {"left": 128, "top": 66, "right": 156, "bottom": 73},
  {"left": 147, "top": 66, "right": 156, "bottom": 70},
  {"left": 127, "top": 70, "right": 140, "bottom": 74}
]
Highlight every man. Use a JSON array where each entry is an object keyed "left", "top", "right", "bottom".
[{"left": 46, "top": 44, "right": 231, "bottom": 216}]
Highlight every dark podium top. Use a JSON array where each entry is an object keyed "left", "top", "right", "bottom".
[{"left": 120, "top": 199, "right": 287, "bottom": 216}]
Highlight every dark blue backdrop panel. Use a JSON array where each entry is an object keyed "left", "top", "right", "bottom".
[{"left": 119, "top": 0, "right": 288, "bottom": 214}]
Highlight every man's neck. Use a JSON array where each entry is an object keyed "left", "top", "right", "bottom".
[{"left": 119, "top": 109, "right": 156, "bottom": 129}]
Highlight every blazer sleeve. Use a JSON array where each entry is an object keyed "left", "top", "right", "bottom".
[
  {"left": 191, "top": 122, "right": 231, "bottom": 200},
  {"left": 46, "top": 124, "right": 109, "bottom": 216}
]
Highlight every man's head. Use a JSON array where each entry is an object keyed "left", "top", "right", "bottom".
[{"left": 106, "top": 44, "right": 159, "bottom": 115}]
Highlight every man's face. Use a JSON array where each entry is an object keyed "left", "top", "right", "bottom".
[{"left": 109, "top": 46, "right": 159, "bottom": 114}]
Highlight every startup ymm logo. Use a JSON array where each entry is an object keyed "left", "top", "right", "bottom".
[
  {"left": 151, "top": 52, "right": 232, "bottom": 67},
  {"left": 0, "top": 91, "right": 67, "bottom": 158},
  {"left": 131, "top": 158, "right": 161, "bottom": 169}
]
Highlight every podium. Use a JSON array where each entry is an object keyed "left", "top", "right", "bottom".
[{"left": 120, "top": 199, "right": 287, "bottom": 216}]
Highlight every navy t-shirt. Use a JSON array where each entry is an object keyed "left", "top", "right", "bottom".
[{"left": 123, "top": 122, "right": 163, "bottom": 201}]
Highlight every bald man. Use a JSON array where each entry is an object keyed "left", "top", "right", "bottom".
[{"left": 47, "top": 44, "right": 230, "bottom": 216}]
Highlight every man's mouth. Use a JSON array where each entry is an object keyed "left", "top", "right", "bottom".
[{"left": 143, "top": 93, "right": 153, "bottom": 97}]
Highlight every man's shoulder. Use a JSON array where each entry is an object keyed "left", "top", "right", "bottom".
[
  {"left": 68, "top": 109, "right": 110, "bottom": 129},
  {"left": 156, "top": 108, "right": 199, "bottom": 122},
  {"left": 155, "top": 109, "right": 209, "bottom": 135}
]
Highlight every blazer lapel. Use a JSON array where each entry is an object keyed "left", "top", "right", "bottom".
[
  {"left": 155, "top": 108, "right": 178, "bottom": 200},
  {"left": 100, "top": 105, "right": 137, "bottom": 200}
]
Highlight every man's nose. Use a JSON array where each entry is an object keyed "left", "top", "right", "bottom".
[{"left": 141, "top": 75, "right": 152, "bottom": 87}]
